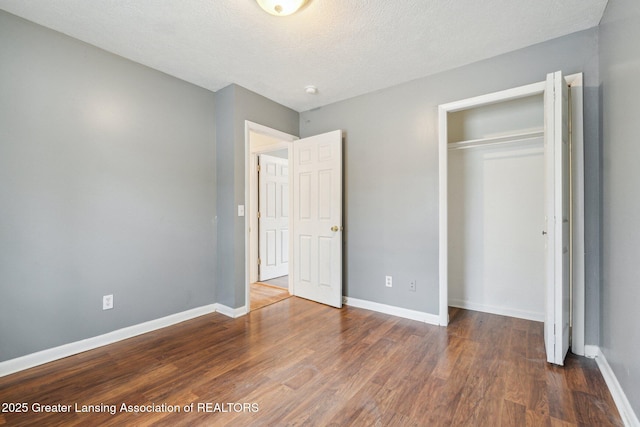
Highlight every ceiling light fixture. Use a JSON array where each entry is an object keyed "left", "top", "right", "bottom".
[
  {"left": 305, "top": 85, "right": 318, "bottom": 95},
  {"left": 256, "top": 0, "right": 306, "bottom": 17}
]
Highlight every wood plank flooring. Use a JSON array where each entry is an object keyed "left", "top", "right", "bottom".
[
  {"left": 260, "top": 275, "right": 288, "bottom": 289},
  {"left": 250, "top": 282, "right": 290, "bottom": 310},
  {"left": 0, "top": 300, "right": 622, "bottom": 426}
]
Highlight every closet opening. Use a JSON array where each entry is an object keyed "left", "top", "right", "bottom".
[
  {"left": 447, "top": 93, "right": 546, "bottom": 322},
  {"left": 438, "top": 73, "right": 585, "bottom": 365}
]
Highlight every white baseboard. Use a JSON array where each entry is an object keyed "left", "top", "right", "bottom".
[
  {"left": 449, "top": 298, "right": 544, "bottom": 322},
  {"left": 584, "top": 344, "right": 600, "bottom": 359},
  {"left": 344, "top": 297, "right": 440, "bottom": 325},
  {"left": 588, "top": 346, "right": 640, "bottom": 427},
  {"left": 0, "top": 304, "right": 218, "bottom": 378},
  {"left": 215, "top": 303, "right": 247, "bottom": 318}
]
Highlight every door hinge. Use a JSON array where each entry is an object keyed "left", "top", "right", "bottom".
[
  {"left": 257, "top": 211, "right": 261, "bottom": 219},
  {"left": 257, "top": 164, "right": 261, "bottom": 172},
  {"left": 258, "top": 258, "right": 261, "bottom": 265}
]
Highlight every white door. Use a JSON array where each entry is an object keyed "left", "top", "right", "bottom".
[
  {"left": 544, "top": 71, "right": 570, "bottom": 365},
  {"left": 292, "top": 130, "right": 343, "bottom": 308},
  {"left": 258, "top": 154, "right": 289, "bottom": 281}
]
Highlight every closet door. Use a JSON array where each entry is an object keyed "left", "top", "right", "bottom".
[{"left": 543, "top": 71, "right": 570, "bottom": 366}]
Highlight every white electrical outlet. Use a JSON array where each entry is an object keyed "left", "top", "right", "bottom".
[
  {"left": 385, "top": 276, "right": 392, "bottom": 287},
  {"left": 409, "top": 280, "right": 417, "bottom": 292},
  {"left": 103, "top": 294, "right": 113, "bottom": 310}
]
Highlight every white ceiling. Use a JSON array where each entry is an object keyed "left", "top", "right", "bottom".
[{"left": 0, "top": 0, "right": 608, "bottom": 112}]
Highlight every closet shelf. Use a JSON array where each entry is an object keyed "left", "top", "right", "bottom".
[{"left": 448, "top": 130, "right": 544, "bottom": 150}]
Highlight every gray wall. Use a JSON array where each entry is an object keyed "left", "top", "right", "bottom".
[
  {"left": 0, "top": 11, "right": 217, "bottom": 361},
  {"left": 215, "top": 85, "right": 298, "bottom": 308},
  {"left": 599, "top": 0, "right": 640, "bottom": 417},
  {"left": 300, "top": 28, "right": 601, "bottom": 341}
]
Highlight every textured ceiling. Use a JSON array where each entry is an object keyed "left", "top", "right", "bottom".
[{"left": 0, "top": 0, "right": 608, "bottom": 112}]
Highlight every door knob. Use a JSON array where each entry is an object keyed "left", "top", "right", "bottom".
[{"left": 331, "top": 226, "right": 341, "bottom": 232}]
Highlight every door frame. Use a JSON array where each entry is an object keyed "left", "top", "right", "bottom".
[
  {"left": 245, "top": 121, "right": 298, "bottom": 312},
  {"left": 437, "top": 73, "right": 585, "bottom": 356}
]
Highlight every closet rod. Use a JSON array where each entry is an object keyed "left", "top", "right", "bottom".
[{"left": 448, "top": 130, "right": 544, "bottom": 150}]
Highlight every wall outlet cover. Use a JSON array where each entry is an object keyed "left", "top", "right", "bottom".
[{"left": 103, "top": 294, "right": 114, "bottom": 310}]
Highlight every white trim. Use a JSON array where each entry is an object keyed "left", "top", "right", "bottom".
[
  {"left": 245, "top": 121, "right": 297, "bottom": 142},
  {"left": 566, "top": 73, "right": 586, "bottom": 356},
  {"left": 439, "top": 81, "right": 547, "bottom": 113},
  {"left": 0, "top": 304, "right": 217, "bottom": 377},
  {"left": 214, "top": 303, "right": 248, "bottom": 318},
  {"left": 344, "top": 297, "right": 440, "bottom": 326},
  {"left": 449, "top": 299, "right": 544, "bottom": 322},
  {"left": 589, "top": 346, "right": 640, "bottom": 427},
  {"left": 584, "top": 344, "right": 600, "bottom": 359},
  {"left": 438, "top": 104, "right": 449, "bottom": 326},
  {"left": 244, "top": 121, "right": 298, "bottom": 313}
]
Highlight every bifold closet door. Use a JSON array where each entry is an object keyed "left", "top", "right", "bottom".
[{"left": 543, "top": 71, "right": 570, "bottom": 366}]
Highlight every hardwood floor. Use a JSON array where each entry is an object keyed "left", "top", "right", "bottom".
[
  {"left": 260, "top": 275, "right": 288, "bottom": 289},
  {"left": 250, "top": 282, "right": 290, "bottom": 310},
  {"left": 0, "top": 300, "right": 622, "bottom": 426}
]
